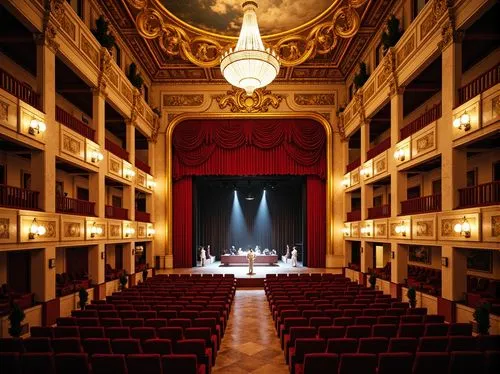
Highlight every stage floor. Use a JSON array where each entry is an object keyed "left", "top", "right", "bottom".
[{"left": 156, "top": 260, "right": 342, "bottom": 279}]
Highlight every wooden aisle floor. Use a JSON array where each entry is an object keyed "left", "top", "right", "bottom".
[{"left": 212, "top": 289, "right": 289, "bottom": 374}]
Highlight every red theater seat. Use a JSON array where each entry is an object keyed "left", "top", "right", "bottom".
[
  {"left": 142, "top": 339, "right": 172, "bottom": 355},
  {"left": 338, "top": 353, "right": 377, "bottom": 374},
  {"left": 82, "top": 338, "right": 112, "bottom": 355},
  {"left": 92, "top": 354, "right": 127, "bottom": 374},
  {"left": 22, "top": 352, "right": 55, "bottom": 374},
  {"left": 302, "top": 353, "right": 338, "bottom": 374},
  {"left": 111, "top": 338, "right": 142, "bottom": 354},
  {"left": 412, "top": 352, "right": 449, "bottom": 374},
  {"left": 127, "top": 354, "right": 162, "bottom": 374},
  {"left": 377, "top": 352, "right": 413, "bottom": 374},
  {"left": 0, "top": 352, "right": 21, "bottom": 374},
  {"left": 54, "top": 353, "right": 89, "bottom": 374},
  {"left": 449, "top": 351, "right": 484, "bottom": 374}
]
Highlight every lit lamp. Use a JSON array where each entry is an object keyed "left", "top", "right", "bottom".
[
  {"left": 147, "top": 227, "right": 155, "bottom": 237},
  {"left": 361, "top": 227, "right": 371, "bottom": 237},
  {"left": 29, "top": 218, "right": 46, "bottom": 239},
  {"left": 342, "top": 227, "right": 350, "bottom": 237},
  {"left": 90, "top": 222, "right": 103, "bottom": 238},
  {"left": 220, "top": 1, "right": 280, "bottom": 96},
  {"left": 453, "top": 216, "right": 471, "bottom": 238},
  {"left": 148, "top": 180, "right": 156, "bottom": 189},
  {"left": 452, "top": 111, "right": 471, "bottom": 131},
  {"left": 395, "top": 222, "right": 407, "bottom": 237},
  {"left": 124, "top": 169, "right": 136, "bottom": 179},
  {"left": 360, "top": 166, "right": 371, "bottom": 178},
  {"left": 124, "top": 225, "right": 135, "bottom": 237},
  {"left": 29, "top": 119, "right": 46, "bottom": 135},
  {"left": 91, "top": 150, "right": 104, "bottom": 163},
  {"left": 394, "top": 148, "right": 406, "bottom": 162},
  {"left": 341, "top": 178, "right": 350, "bottom": 188}
]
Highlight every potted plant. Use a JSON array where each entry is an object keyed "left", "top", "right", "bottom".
[
  {"left": 353, "top": 62, "right": 369, "bottom": 90},
  {"left": 127, "top": 63, "right": 144, "bottom": 90},
  {"left": 78, "top": 287, "right": 89, "bottom": 311},
  {"left": 142, "top": 268, "right": 148, "bottom": 282},
  {"left": 8, "top": 304, "right": 25, "bottom": 338},
  {"left": 407, "top": 287, "right": 417, "bottom": 308},
  {"left": 119, "top": 270, "right": 128, "bottom": 291},
  {"left": 92, "top": 15, "right": 115, "bottom": 50},
  {"left": 473, "top": 302, "right": 490, "bottom": 335},
  {"left": 368, "top": 273, "right": 377, "bottom": 289},
  {"left": 381, "top": 15, "right": 402, "bottom": 54}
]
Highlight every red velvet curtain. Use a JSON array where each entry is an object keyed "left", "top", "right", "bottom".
[
  {"left": 172, "top": 119, "right": 326, "bottom": 268},
  {"left": 306, "top": 176, "right": 326, "bottom": 268},
  {"left": 173, "top": 119, "right": 326, "bottom": 179},
  {"left": 172, "top": 177, "right": 193, "bottom": 268}
]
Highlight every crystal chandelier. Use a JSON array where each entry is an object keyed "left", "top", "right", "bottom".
[{"left": 220, "top": 1, "right": 280, "bottom": 96}]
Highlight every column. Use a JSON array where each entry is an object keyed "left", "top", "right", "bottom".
[
  {"left": 123, "top": 242, "right": 135, "bottom": 275},
  {"left": 88, "top": 244, "right": 105, "bottom": 286},
  {"left": 441, "top": 246, "right": 467, "bottom": 301},
  {"left": 31, "top": 246, "right": 56, "bottom": 302},
  {"left": 360, "top": 241, "right": 374, "bottom": 273},
  {"left": 390, "top": 91, "right": 407, "bottom": 216},
  {"left": 124, "top": 121, "right": 136, "bottom": 221},
  {"left": 89, "top": 89, "right": 106, "bottom": 218},
  {"left": 391, "top": 243, "right": 408, "bottom": 284},
  {"left": 441, "top": 39, "right": 467, "bottom": 210},
  {"left": 32, "top": 39, "right": 57, "bottom": 212},
  {"left": 147, "top": 140, "right": 156, "bottom": 224},
  {"left": 360, "top": 120, "right": 373, "bottom": 218},
  {"left": 343, "top": 240, "right": 352, "bottom": 267}
]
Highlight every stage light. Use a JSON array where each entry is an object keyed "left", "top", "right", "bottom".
[{"left": 245, "top": 192, "right": 255, "bottom": 201}]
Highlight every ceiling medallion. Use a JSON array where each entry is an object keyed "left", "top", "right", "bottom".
[
  {"left": 214, "top": 88, "right": 284, "bottom": 113},
  {"left": 128, "top": 0, "right": 367, "bottom": 69}
]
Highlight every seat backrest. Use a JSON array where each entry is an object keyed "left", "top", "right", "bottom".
[
  {"left": 377, "top": 316, "right": 400, "bottom": 325},
  {"left": 80, "top": 327, "right": 105, "bottom": 339},
  {"left": 346, "top": 325, "right": 371, "bottom": 339},
  {"left": 371, "top": 324, "right": 398, "bottom": 338},
  {"left": 0, "top": 352, "right": 21, "bottom": 374},
  {"left": 423, "top": 314, "right": 445, "bottom": 323},
  {"left": 318, "top": 326, "right": 345, "bottom": 340},
  {"left": 377, "top": 352, "right": 413, "bottom": 374},
  {"left": 418, "top": 336, "right": 449, "bottom": 352},
  {"left": 111, "top": 338, "right": 142, "bottom": 354},
  {"left": 142, "top": 339, "right": 172, "bottom": 355},
  {"left": 289, "top": 327, "right": 317, "bottom": 346},
  {"left": 161, "top": 353, "right": 198, "bottom": 374},
  {"left": 23, "top": 337, "right": 53, "bottom": 353},
  {"left": 131, "top": 327, "right": 157, "bottom": 341},
  {"left": 169, "top": 318, "right": 192, "bottom": 329},
  {"left": 144, "top": 319, "right": 168, "bottom": 329},
  {"left": 388, "top": 337, "right": 418, "bottom": 353},
  {"left": 174, "top": 339, "right": 206, "bottom": 358},
  {"left": 52, "top": 338, "right": 82, "bottom": 353},
  {"left": 397, "top": 323, "right": 425, "bottom": 338},
  {"left": 423, "top": 323, "right": 449, "bottom": 337},
  {"left": 284, "top": 317, "right": 308, "bottom": 330},
  {"left": 477, "top": 335, "right": 500, "bottom": 351},
  {"left": 105, "top": 327, "right": 130, "bottom": 339},
  {"left": 54, "top": 326, "right": 80, "bottom": 338},
  {"left": 126, "top": 354, "right": 162, "bottom": 374},
  {"left": 338, "top": 353, "right": 377, "bottom": 374},
  {"left": 0, "top": 338, "right": 25, "bottom": 353},
  {"left": 333, "top": 317, "right": 354, "bottom": 327},
  {"left": 447, "top": 336, "right": 477, "bottom": 352},
  {"left": 56, "top": 317, "right": 77, "bottom": 326},
  {"left": 21, "top": 352, "right": 55, "bottom": 374},
  {"left": 303, "top": 353, "right": 338, "bottom": 374},
  {"left": 326, "top": 338, "right": 358, "bottom": 354},
  {"left": 448, "top": 323, "right": 473, "bottom": 336},
  {"left": 357, "top": 337, "right": 389, "bottom": 354},
  {"left": 82, "top": 338, "right": 112, "bottom": 355},
  {"left": 77, "top": 318, "right": 100, "bottom": 327},
  {"left": 485, "top": 350, "right": 500, "bottom": 374},
  {"left": 449, "top": 351, "right": 484, "bottom": 374},
  {"left": 123, "top": 318, "right": 144, "bottom": 328},
  {"left": 157, "top": 327, "right": 184, "bottom": 343},
  {"left": 184, "top": 328, "right": 212, "bottom": 346},
  {"left": 91, "top": 354, "right": 127, "bottom": 374},
  {"left": 30, "top": 326, "right": 54, "bottom": 338},
  {"left": 54, "top": 353, "right": 89, "bottom": 374},
  {"left": 400, "top": 315, "right": 423, "bottom": 324},
  {"left": 355, "top": 316, "right": 377, "bottom": 326},
  {"left": 294, "top": 338, "right": 327, "bottom": 363},
  {"left": 100, "top": 318, "right": 122, "bottom": 327},
  {"left": 412, "top": 352, "right": 449, "bottom": 374}
]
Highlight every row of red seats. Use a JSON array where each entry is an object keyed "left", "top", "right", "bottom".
[
  {"left": 295, "top": 350, "right": 500, "bottom": 374},
  {"left": 0, "top": 352, "right": 206, "bottom": 374}
]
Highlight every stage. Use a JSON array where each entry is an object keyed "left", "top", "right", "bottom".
[{"left": 157, "top": 260, "right": 342, "bottom": 287}]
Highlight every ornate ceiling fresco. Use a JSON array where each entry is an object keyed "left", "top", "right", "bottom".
[{"left": 102, "top": 0, "right": 395, "bottom": 83}]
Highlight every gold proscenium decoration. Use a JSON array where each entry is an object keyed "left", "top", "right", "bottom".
[{"left": 128, "top": 0, "right": 366, "bottom": 69}]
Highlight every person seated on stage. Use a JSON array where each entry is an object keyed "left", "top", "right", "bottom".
[
  {"left": 255, "top": 245, "right": 261, "bottom": 255},
  {"left": 238, "top": 247, "right": 243, "bottom": 255},
  {"left": 223, "top": 248, "right": 229, "bottom": 255},
  {"left": 230, "top": 246, "right": 237, "bottom": 255},
  {"left": 263, "top": 248, "right": 270, "bottom": 255},
  {"left": 271, "top": 249, "right": 277, "bottom": 255}
]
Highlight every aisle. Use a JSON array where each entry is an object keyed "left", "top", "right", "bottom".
[{"left": 212, "top": 289, "right": 289, "bottom": 374}]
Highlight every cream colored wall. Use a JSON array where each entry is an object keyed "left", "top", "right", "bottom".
[
  {"left": 106, "top": 187, "right": 124, "bottom": 206},
  {"left": 55, "top": 247, "right": 66, "bottom": 274},
  {"left": 466, "top": 249, "right": 500, "bottom": 280},
  {"left": 407, "top": 168, "right": 441, "bottom": 196},
  {"left": 0, "top": 252, "right": 6, "bottom": 284},
  {"left": 55, "top": 170, "right": 89, "bottom": 199},
  {"left": 373, "top": 185, "right": 390, "bottom": 204},
  {"left": 56, "top": 93, "right": 94, "bottom": 127},
  {"left": 106, "top": 245, "right": 116, "bottom": 268},
  {"left": 0, "top": 52, "right": 37, "bottom": 90},
  {"left": 0, "top": 152, "right": 31, "bottom": 188},
  {"left": 402, "top": 92, "right": 442, "bottom": 127},
  {"left": 468, "top": 150, "right": 500, "bottom": 184},
  {"left": 462, "top": 48, "right": 500, "bottom": 85}
]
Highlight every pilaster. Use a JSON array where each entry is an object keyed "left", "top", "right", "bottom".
[
  {"left": 391, "top": 243, "right": 408, "bottom": 284},
  {"left": 90, "top": 89, "right": 107, "bottom": 218},
  {"left": 360, "top": 241, "right": 374, "bottom": 273},
  {"left": 441, "top": 246, "right": 467, "bottom": 301},
  {"left": 88, "top": 244, "right": 105, "bottom": 286},
  {"left": 31, "top": 246, "right": 56, "bottom": 302},
  {"left": 390, "top": 91, "right": 406, "bottom": 216}
]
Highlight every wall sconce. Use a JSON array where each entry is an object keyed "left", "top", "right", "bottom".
[
  {"left": 341, "top": 178, "right": 350, "bottom": 188},
  {"left": 148, "top": 180, "right": 156, "bottom": 189},
  {"left": 452, "top": 111, "right": 471, "bottom": 131},
  {"left": 29, "top": 119, "right": 46, "bottom": 135},
  {"left": 90, "top": 222, "right": 103, "bottom": 238},
  {"left": 48, "top": 258, "right": 56, "bottom": 269},
  {"left": 124, "top": 226, "right": 135, "bottom": 237},
  {"left": 441, "top": 257, "right": 449, "bottom": 267},
  {"left": 124, "top": 169, "right": 136, "bottom": 179},
  {"left": 147, "top": 227, "right": 156, "bottom": 237},
  {"left": 394, "top": 148, "right": 406, "bottom": 162},
  {"left": 391, "top": 251, "right": 395, "bottom": 259},
  {"left": 395, "top": 222, "right": 407, "bottom": 237},
  {"left": 453, "top": 216, "right": 471, "bottom": 238},
  {"left": 91, "top": 150, "right": 104, "bottom": 163},
  {"left": 342, "top": 227, "right": 350, "bottom": 237},
  {"left": 29, "top": 218, "right": 46, "bottom": 239},
  {"left": 360, "top": 227, "right": 371, "bottom": 237},
  {"left": 360, "top": 167, "right": 371, "bottom": 178}
]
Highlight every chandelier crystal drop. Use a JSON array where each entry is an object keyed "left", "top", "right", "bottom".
[{"left": 220, "top": 1, "right": 280, "bottom": 96}]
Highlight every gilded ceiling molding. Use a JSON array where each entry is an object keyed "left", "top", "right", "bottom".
[
  {"left": 214, "top": 88, "right": 284, "bottom": 113},
  {"left": 294, "top": 93, "right": 336, "bottom": 106},
  {"left": 163, "top": 94, "right": 204, "bottom": 107},
  {"left": 126, "top": 0, "right": 368, "bottom": 69}
]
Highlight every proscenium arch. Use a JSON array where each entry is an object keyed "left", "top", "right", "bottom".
[{"left": 165, "top": 112, "right": 334, "bottom": 265}]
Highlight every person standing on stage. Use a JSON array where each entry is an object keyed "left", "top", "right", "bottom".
[
  {"left": 285, "top": 244, "right": 290, "bottom": 259},
  {"left": 200, "top": 246, "right": 206, "bottom": 267},
  {"left": 291, "top": 246, "right": 298, "bottom": 267},
  {"left": 247, "top": 248, "right": 256, "bottom": 274}
]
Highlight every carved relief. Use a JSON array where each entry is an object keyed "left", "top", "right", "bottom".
[
  {"left": 110, "top": 158, "right": 121, "bottom": 173},
  {"left": 106, "top": 67, "right": 119, "bottom": 88},
  {"left": 363, "top": 83, "right": 375, "bottom": 102},
  {"left": 293, "top": 93, "right": 335, "bottom": 106},
  {"left": 81, "top": 35, "right": 99, "bottom": 66},
  {"left": 121, "top": 83, "right": 133, "bottom": 104},
  {"left": 420, "top": 12, "right": 435, "bottom": 40},
  {"left": 137, "top": 225, "right": 146, "bottom": 238},
  {"left": 0, "top": 218, "right": 10, "bottom": 239},
  {"left": 492, "top": 216, "right": 500, "bottom": 237},
  {"left": 416, "top": 132, "right": 434, "bottom": 152},
  {"left": 39, "top": 220, "right": 57, "bottom": 238},
  {"left": 492, "top": 95, "right": 499, "bottom": 117},
  {"left": 375, "top": 222, "right": 387, "bottom": 237},
  {"left": 64, "top": 222, "right": 81, "bottom": 237},
  {"left": 163, "top": 94, "right": 204, "bottom": 107},
  {"left": 109, "top": 224, "right": 121, "bottom": 238},
  {"left": 63, "top": 134, "right": 81, "bottom": 155},
  {"left": 441, "top": 217, "right": 476, "bottom": 238},
  {"left": 0, "top": 101, "right": 8, "bottom": 121},
  {"left": 215, "top": 88, "right": 284, "bottom": 113},
  {"left": 351, "top": 222, "right": 360, "bottom": 237},
  {"left": 137, "top": 174, "right": 146, "bottom": 186},
  {"left": 397, "top": 35, "right": 415, "bottom": 64},
  {"left": 351, "top": 170, "right": 360, "bottom": 185},
  {"left": 60, "top": 14, "right": 76, "bottom": 40},
  {"left": 374, "top": 157, "right": 387, "bottom": 174}
]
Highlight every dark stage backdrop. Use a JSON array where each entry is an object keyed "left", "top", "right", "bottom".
[{"left": 195, "top": 182, "right": 303, "bottom": 260}]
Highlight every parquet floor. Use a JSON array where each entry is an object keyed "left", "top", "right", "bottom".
[{"left": 212, "top": 289, "right": 289, "bottom": 374}]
